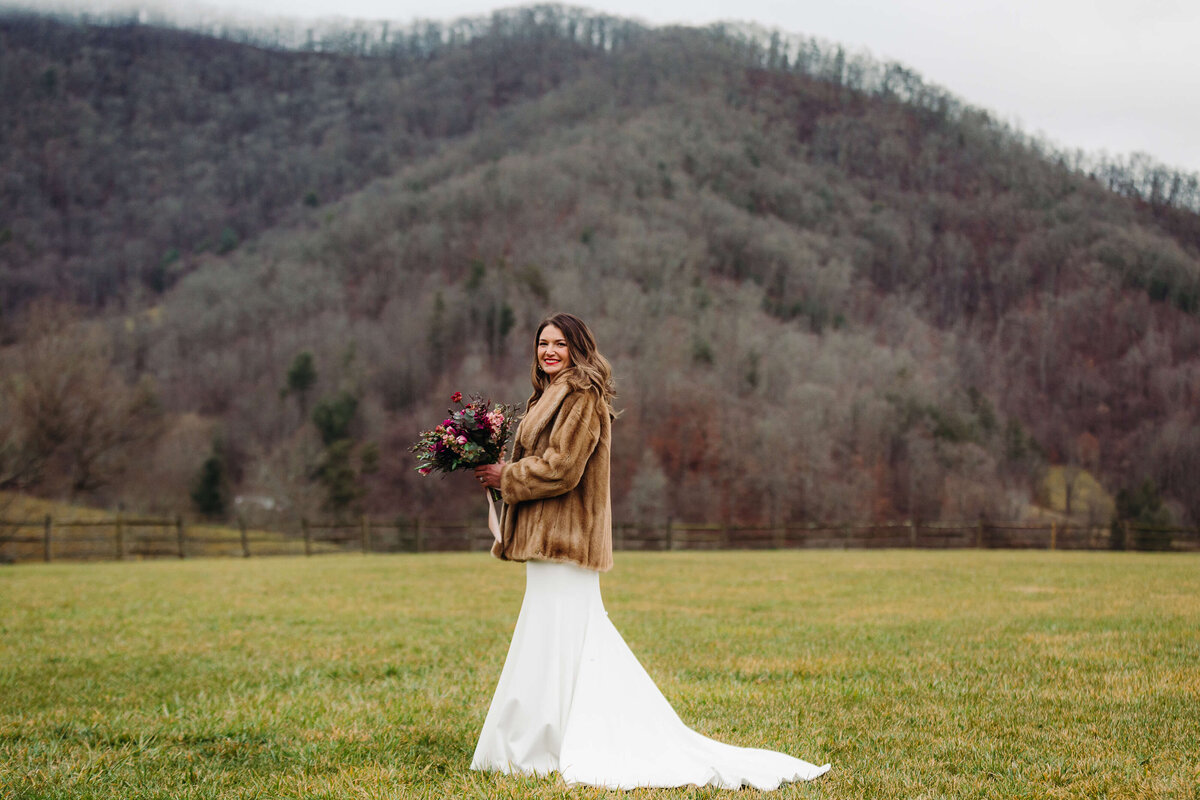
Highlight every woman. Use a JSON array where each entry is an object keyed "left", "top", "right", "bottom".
[{"left": 470, "top": 312, "right": 830, "bottom": 790}]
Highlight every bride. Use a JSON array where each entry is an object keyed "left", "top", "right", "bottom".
[{"left": 471, "top": 312, "right": 830, "bottom": 790}]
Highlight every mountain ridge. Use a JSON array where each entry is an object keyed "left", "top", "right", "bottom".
[{"left": 1, "top": 8, "right": 1197, "bottom": 527}]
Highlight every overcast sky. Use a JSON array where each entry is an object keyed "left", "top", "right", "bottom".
[{"left": 33, "top": 0, "right": 1200, "bottom": 174}]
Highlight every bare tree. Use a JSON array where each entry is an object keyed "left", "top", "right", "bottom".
[{"left": 6, "top": 302, "right": 164, "bottom": 495}]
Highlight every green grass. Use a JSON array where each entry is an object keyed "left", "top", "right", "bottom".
[{"left": 1, "top": 550, "right": 1197, "bottom": 799}]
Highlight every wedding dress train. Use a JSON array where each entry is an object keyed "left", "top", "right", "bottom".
[{"left": 470, "top": 560, "right": 831, "bottom": 790}]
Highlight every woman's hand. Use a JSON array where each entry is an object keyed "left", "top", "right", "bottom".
[{"left": 474, "top": 461, "right": 505, "bottom": 490}]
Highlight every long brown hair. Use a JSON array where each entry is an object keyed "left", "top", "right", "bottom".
[{"left": 529, "top": 312, "right": 616, "bottom": 413}]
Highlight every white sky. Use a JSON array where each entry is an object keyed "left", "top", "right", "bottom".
[{"left": 28, "top": 0, "right": 1200, "bottom": 174}]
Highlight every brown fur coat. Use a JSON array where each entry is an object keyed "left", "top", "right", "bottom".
[{"left": 493, "top": 374, "right": 613, "bottom": 572}]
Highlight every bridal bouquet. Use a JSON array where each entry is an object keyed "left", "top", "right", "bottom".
[{"left": 411, "top": 392, "right": 519, "bottom": 496}]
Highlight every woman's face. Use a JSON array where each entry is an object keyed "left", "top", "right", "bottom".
[{"left": 537, "top": 324, "right": 571, "bottom": 378}]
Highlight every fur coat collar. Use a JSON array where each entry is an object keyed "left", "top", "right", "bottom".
[{"left": 515, "top": 376, "right": 574, "bottom": 452}]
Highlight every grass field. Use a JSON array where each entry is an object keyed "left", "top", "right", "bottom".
[{"left": 1, "top": 550, "right": 1197, "bottom": 799}]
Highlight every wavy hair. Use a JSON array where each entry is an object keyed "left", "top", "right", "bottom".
[{"left": 528, "top": 312, "right": 617, "bottom": 414}]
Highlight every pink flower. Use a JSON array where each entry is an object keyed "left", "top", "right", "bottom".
[
  {"left": 457, "top": 435, "right": 468, "bottom": 445},
  {"left": 418, "top": 467, "right": 431, "bottom": 475}
]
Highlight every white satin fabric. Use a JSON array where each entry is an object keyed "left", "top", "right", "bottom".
[{"left": 471, "top": 560, "right": 831, "bottom": 790}]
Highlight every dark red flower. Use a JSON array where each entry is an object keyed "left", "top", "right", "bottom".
[{"left": 451, "top": 391, "right": 463, "bottom": 403}]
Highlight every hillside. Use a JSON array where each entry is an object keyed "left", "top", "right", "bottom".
[
  {"left": 0, "top": 9, "right": 605, "bottom": 309},
  {"left": 1, "top": 7, "right": 1198, "bottom": 527}
]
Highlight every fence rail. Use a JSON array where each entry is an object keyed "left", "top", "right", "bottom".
[{"left": 1, "top": 514, "right": 1198, "bottom": 564}]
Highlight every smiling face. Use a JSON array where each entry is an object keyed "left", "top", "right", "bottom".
[{"left": 537, "top": 323, "right": 572, "bottom": 378}]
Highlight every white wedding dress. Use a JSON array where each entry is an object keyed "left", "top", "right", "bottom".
[{"left": 471, "top": 560, "right": 831, "bottom": 790}]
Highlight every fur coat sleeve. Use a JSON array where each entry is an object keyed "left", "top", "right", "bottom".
[{"left": 492, "top": 376, "right": 613, "bottom": 572}]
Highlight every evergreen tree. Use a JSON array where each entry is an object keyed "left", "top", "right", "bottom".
[
  {"left": 312, "top": 391, "right": 358, "bottom": 446},
  {"left": 283, "top": 352, "right": 317, "bottom": 416},
  {"left": 190, "top": 445, "right": 228, "bottom": 518}
]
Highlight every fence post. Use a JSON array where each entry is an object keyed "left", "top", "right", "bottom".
[
  {"left": 909, "top": 519, "right": 917, "bottom": 547},
  {"left": 665, "top": 517, "right": 674, "bottom": 551},
  {"left": 302, "top": 518, "right": 312, "bottom": 557},
  {"left": 115, "top": 512, "right": 125, "bottom": 561},
  {"left": 976, "top": 519, "right": 984, "bottom": 548},
  {"left": 1122, "top": 520, "right": 1132, "bottom": 551},
  {"left": 361, "top": 514, "right": 370, "bottom": 554},
  {"left": 1050, "top": 521, "right": 1057, "bottom": 550},
  {"left": 239, "top": 517, "right": 250, "bottom": 558},
  {"left": 414, "top": 518, "right": 422, "bottom": 553},
  {"left": 175, "top": 515, "right": 185, "bottom": 558},
  {"left": 43, "top": 514, "right": 52, "bottom": 563}
]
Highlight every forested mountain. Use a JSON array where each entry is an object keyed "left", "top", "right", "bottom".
[{"left": 1, "top": 6, "right": 1198, "bottom": 528}]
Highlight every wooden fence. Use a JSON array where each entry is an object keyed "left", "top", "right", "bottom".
[{"left": 1, "top": 514, "right": 1198, "bottom": 564}]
